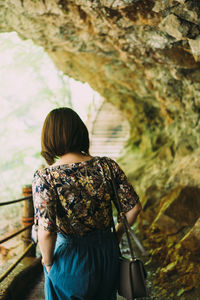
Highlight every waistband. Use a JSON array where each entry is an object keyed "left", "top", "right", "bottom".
[{"left": 56, "top": 228, "right": 115, "bottom": 245}]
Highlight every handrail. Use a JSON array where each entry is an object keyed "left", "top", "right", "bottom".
[
  {"left": 0, "top": 242, "right": 34, "bottom": 283},
  {"left": 0, "top": 195, "right": 32, "bottom": 206},
  {"left": 0, "top": 224, "right": 33, "bottom": 244},
  {"left": 0, "top": 185, "right": 36, "bottom": 284}
]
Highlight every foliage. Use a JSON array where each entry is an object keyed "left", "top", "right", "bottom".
[{"left": 0, "top": 32, "right": 73, "bottom": 203}]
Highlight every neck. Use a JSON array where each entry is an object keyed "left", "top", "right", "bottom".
[{"left": 54, "top": 152, "right": 92, "bottom": 165}]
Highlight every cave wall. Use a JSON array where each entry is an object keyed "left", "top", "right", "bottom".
[{"left": 1, "top": 0, "right": 200, "bottom": 297}]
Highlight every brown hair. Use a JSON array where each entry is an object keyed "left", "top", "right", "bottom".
[{"left": 41, "top": 107, "right": 90, "bottom": 165}]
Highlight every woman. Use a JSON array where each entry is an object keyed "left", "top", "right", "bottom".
[{"left": 32, "top": 107, "right": 141, "bottom": 300}]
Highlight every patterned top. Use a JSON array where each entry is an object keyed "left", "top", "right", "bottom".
[{"left": 32, "top": 156, "right": 139, "bottom": 236}]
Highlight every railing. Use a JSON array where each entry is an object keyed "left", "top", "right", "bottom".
[{"left": 0, "top": 185, "right": 36, "bottom": 283}]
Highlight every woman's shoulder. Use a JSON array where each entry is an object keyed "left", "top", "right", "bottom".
[
  {"left": 98, "top": 156, "right": 116, "bottom": 164},
  {"left": 33, "top": 167, "right": 53, "bottom": 184},
  {"left": 99, "top": 156, "right": 119, "bottom": 168},
  {"left": 97, "top": 156, "right": 123, "bottom": 177}
]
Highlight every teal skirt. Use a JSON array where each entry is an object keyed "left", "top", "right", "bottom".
[{"left": 44, "top": 229, "right": 120, "bottom": 300}]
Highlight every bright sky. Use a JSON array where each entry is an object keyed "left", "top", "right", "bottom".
[
  {"left": 0, "top": 32, "right": 102, "bottom": 122},
  {"left": 69, "top": 78, "right": 102, "bottom": 121},
  {"left": 0, "top": 32, "right": 103, "bottom": 199}
]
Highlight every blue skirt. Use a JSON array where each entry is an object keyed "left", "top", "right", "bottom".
[{"left": 44, "top": 229, "right": 120, "bottom": 300}]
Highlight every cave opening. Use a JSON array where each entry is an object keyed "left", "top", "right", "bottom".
[{"left": 1, "top": 0, "right": 200, "bottom": 298}]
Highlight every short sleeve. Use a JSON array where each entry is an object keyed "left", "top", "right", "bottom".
[
  {"left": 32, "top": 170, "right": 57, "bottom": 232},
  {"left": 107, "top": 158, "right": 139, "bottom": 214}
]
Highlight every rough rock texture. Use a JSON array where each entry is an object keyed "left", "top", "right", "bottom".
[{"left": 0, "top": 0, "right": 200, "bottom": 298}]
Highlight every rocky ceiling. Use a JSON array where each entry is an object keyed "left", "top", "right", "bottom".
[{"left": 0, "top": 0, "right": 200, "bottom": 298}]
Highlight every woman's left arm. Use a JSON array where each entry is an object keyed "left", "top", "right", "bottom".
[
  {"left": 32, "top": 170, "right": 58, "bottom": 273},
  {"left": 38, "top": 227, "right": 57, "bottom": 272},
  {"left": 109, "top": 159, "right": 142, "bottom": 243},
  {"left": 115, "top": 202, "right": 142, "bottom": 243}
]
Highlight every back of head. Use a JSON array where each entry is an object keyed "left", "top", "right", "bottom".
[{"left": 41, "top": 107, "right": 90, "bottom": 165}]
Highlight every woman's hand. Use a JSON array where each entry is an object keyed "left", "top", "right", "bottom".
[
  {"left": 45, "top": 265, "right": 52, "bottom": 273},
  {"left": 41, "top": 257, "right": 52, "bottom": 273},
  {"left": 115, "top": 229, "right": 123, "bottom": 244}
]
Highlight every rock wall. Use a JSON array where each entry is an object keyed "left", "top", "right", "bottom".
[{"left": 0, "top": 0, "right": 200, "bottom": 297}]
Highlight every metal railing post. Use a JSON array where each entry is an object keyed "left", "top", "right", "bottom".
[{"left": 21, "top": 185, "right": 35, "bottom": 257}]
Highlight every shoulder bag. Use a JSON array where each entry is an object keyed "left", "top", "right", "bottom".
[{"left": 106, "top": 159, "right": 148, "bottom": 299}]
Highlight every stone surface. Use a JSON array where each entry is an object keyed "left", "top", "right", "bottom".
[
  {"left": 24, "top": 273, "right": 125, "bottom": 300},
  {"left": 189, "top": 37, "right": 200, "bottom": 61},
  {"left": 0, "top": 257, "right": 41, "bottom": 300},
  {"left": 0, "top": 0, "right": 200, "bottom": 298},
  {"left": 159, "top": 14, "right": 189, "bottom": 41}
]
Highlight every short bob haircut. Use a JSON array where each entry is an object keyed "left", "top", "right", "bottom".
[{"left": 41, "top": 107, "right": 90, "bottom": 165}]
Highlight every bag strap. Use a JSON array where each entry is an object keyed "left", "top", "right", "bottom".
[{"left": 106, "top": 159, "right": 147, "bottom": 257}]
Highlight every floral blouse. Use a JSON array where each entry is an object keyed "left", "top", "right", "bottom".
[{"left": 32, "top": 156, "right": 139, "bottom": 236}]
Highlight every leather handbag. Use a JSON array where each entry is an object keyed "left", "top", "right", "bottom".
[
  {"left": 106, "top": 159, "right": 148, "bottom": 299},
  {"left": 118, "top": 256, "right": 147, "bottom": 299}
]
